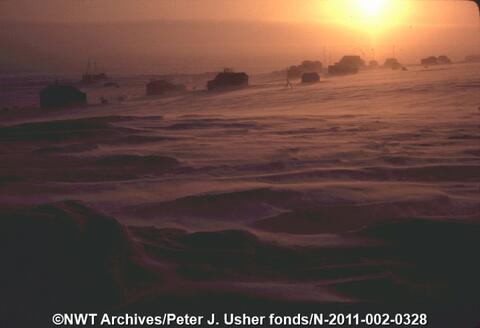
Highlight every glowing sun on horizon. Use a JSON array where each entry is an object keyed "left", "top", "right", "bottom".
[
  {"left": 318, "top": 0, "right": 411, "bottom": 34},
  {"left": 356, "top": 0, "right": 387, "bottom": 18}
]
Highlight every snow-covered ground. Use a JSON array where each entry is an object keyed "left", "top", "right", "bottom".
[{"left": 1, "top": 62, "right": 479, "bottom": 326}]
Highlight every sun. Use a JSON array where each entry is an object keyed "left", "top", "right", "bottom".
[
  {"left": 356, "top": 0, "right": 387, "bottom": 18},
  {"left": 316, "top": 0, "right": 411, "bottom": 33}
]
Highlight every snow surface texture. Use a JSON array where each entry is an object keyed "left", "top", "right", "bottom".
[{"left": 0, "top": 63, "right": 479, "bottom": 327}]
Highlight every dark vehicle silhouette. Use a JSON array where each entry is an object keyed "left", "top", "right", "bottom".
[
  {"left": 301, "top": 72, "right": 320, "bottom": 83},
  {"left": 287, "top": 60, "right": 322, "bottom": 79}
]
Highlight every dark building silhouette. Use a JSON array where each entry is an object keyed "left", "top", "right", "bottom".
[
  {"left": 40, "top": 84, "right": 87, "bottom": 110},
  {"left": 437, "top": 55, "right": 452, "bottom": 64},
  {"left": 383, "top": 58, "right": 402, "bottom": 70},
  {"left": 340, "top": 55, "right": 365, "bottom": 68},
  {"left": 421, "top": 55, "right": 452, "bottom": 67},
  {"left": 207, "top": 72, "right": 249, "bottom": 91},
  {"left": 301, "top": 72, "right": 320, "bottom": 83},
  {"left": 328, "top": 55, "right": 365, "bottom": 75},
  {"left": 421, "top": 56, "right": 438, "bottom": 66},
  {"left": 328, "top": 64, "right": 358, "bottom": 75},
  {"left": 146, "top": 80, "right": 186, "bottom": 96}
]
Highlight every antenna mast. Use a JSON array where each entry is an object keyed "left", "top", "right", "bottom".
[{"left": 86, "top": 58, "right": 91, "bottom": 75}]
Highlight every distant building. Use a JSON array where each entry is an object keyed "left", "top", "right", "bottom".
[
  {"left": 340, "top": 56, "right": 365, "bottom": 68},
  {"left": 369, "top": 60, "right": 379, "bottom": 68},
  {"left": 421, "top": 56, "right": 438, "bottom": 66},
  {"left": 421, "top": 55, "right": 452, "bottom": 67},
  {"left": 465, "top": 55, "right": 480, "bottom": 63},
  {"left": 40, "top": 83, "right": 87, "bottom": 110},
  {"left": 328, "top": 55, "right": 365, "bottom": 75},
  {"left": 301, "top": 72, "right": 320, "bottom": 83},
  {"left": 328, "top": 64, "right": 357, "bottom": 75},
  {"left": 383, "top": 58, "right": 402, "bottom": 70},
  {"left": 207, "top": 72, "right": 249, "bottom": 91},
  {"left": 146, "top": 80, "right": 186, "bottom": 96},
  {"left": 437, "top": 55, "right": 452, "bottom": 64}
]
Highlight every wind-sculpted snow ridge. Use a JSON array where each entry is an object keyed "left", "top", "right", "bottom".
[
  {"left": 1, "top": 201, "right": 479, "bottom": 327},
  {"left": 0, "top": 201, "right": 165, "bottom": 327}
]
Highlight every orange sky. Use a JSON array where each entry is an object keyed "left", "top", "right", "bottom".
[
  {"left": 1, "top": 0, "right": 478, "bottom": 25},
  {"left": 0, "top": 0, "right": 479, "bottom": 73}
]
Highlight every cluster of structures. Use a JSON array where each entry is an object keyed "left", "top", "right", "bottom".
[
  {"left": 145, "top": 69, "right": 249, "bottom": 97},
  {"left": 421, "top": 55, "right": 452, "bottom": 67},
  {"left": 39, "top": 68, "right": 251, "bottom": 110},
  {"left": 40, "top": 51, "right": 465, "bottom": 110}
]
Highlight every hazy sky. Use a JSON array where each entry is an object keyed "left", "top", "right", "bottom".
[
  {"left": 1, "top": 0, "right": 479, "bottom": 73},
  {"left": 1, "top": 0, "right": 478, "bottom": 25}
]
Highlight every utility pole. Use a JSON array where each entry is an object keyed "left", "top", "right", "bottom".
[{"left": 323, "top": 46, "right": 326, "bottom": 66}]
